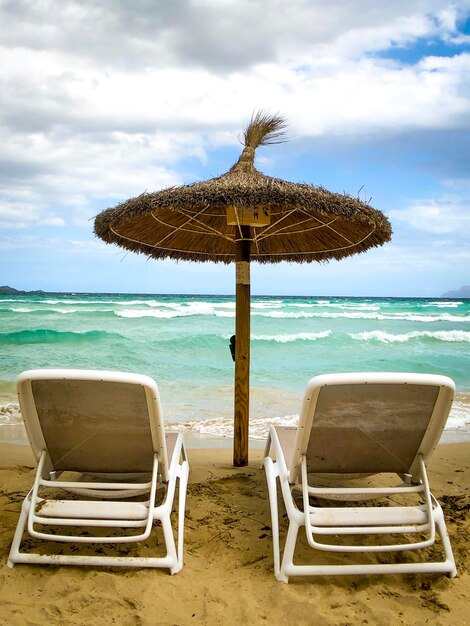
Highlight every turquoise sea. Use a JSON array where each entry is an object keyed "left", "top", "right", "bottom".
[{"left": 1, "top": 293, "right": 469, "bottom": 442}]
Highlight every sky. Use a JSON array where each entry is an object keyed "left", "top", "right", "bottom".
[{"left": 0, "top": 0, "right": 469, "bottom": 297}]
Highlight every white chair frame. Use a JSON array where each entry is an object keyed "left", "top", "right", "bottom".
[
  {"left": 264, "top": 373, "right": 458, "bottom": 583},
  {"left": 8, "top": 369, "right": 189, "bottom": 573}
]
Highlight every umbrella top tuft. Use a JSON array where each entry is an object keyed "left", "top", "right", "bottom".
[
  {"left": 230, "top": 111, "right": 287, "bottom": 174},
  {"left": 243, "top": 111, "right": 287, "bottom": 148}
]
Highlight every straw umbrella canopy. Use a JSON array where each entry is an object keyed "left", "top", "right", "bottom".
[{"left": 94, "top": 112, "right": 392, "bottom": 466}]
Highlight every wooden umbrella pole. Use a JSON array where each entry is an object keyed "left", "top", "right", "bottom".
[{"left": 234, "top": 225, "right": 251, "bottom": 466}]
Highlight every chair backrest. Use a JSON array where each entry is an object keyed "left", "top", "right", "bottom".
[
  {"left": 289, "top": 372, "right": 455, "bottom": 483},
  {"left": 17, "top": 369, "right": 170, "bottom": 479}
]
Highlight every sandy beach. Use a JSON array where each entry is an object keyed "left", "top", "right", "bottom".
[{"left": 0, "top": 440, "right": 468, "bottom": 626}]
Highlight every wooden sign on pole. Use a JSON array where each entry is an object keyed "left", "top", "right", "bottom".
[{"left": 227, "top": 205, "right": 270, "bottom": 227}]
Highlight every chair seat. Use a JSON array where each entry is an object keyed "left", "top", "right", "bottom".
[
  {"left": 35, "top": 499, "right": 150, "bottom": 521},
  {"left": 309, "top": 505, "right": 428, "bottom": 527}
]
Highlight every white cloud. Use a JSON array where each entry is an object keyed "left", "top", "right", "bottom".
[
  {"left": 0, "top": 235, "right": 117, "bottom": 255},
  {"left": 2, "top": 1, "right": 468, "bottom": 69},
  {"left": 390, "top": 197, "right": 470, "bottom": 234},
  {"left": 0, "top": 126, "right": 188, "bottom": 228},
  {"left": 0, "top": 199, "right": 65, "bottom": 229},
  {"left": 1, "top": 47, "right": 468, "bottom": 225}
]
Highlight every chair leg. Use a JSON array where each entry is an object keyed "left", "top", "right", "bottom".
[
  {"left": 176, "top": 460, "right": 190, "bottom": 571},
  {"left": 435, "top": 507, "right": 458, "bottom": 577},
  {"left": 278, "top": 518, "right": 301, "bottom": 584},
  {"left": 7, "top": 495, "right": 31, "bottom": 568},
  {"left": 160, "top": 513, "right": 179, "bottom": 576},
  {"left": 263, "top": 433, "right": 272, "bottom": 460},
  {"left": 264, "top": 458, "right": 283, "bottom": 580}
]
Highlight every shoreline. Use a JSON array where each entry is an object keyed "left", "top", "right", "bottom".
[
  {"left": 0, "top": 440, "right": 469, "bottom": 625},
  {"left": 1, "top": 422, "right": 470, "bottom": 448},
  {"left": 2, "top": 388, "right": 470, "bottom": 445}
]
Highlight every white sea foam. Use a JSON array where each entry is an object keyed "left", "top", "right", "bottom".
[
  {"left": 115, "top": 303, "right": 237, "bottom": 319},
  {"left": 213, "top": 302, "right": 236, "bottom": 309},
  {"left": 6, "top": 297, "right": 468, "bottom": 323},
  {"left": 123, "top": 300, "right": 236, "bottom": 310},
  {"left": 115, "top": 309, "right": 181, "bottom": 319},
  {"left": 423, "top": 301, "right": 462, "bottom": 308},
  {"left": 0, "top": 400, "right": 300, "bottom": 439},
  {"left": 251, "top": 331, "right": 332, "bottom": 342},
  {"left": 166, "top": 414, "right": 300, "bottom": 439},
  {"left": 350, "top": 330, "right": 470, "bottom": 343},
  {"left": 10, "top": 307, "right": 35, "bottom": 313},
  {"left": 386, "top": 312, "right": 468, "bottom": 323},
  {"left": 123, "top": 399, "right": 470, "bottom": 439},
  {"left": 63, "top": 299, "right": 149, "bottom": 306},
  {"left": 126, "top": 300, "right": 173, "bottom": 307},
  {"left": 114, "top": 306, "right": 469, "bottom": 322},
  {"left": 11, "top": 306, "right": 82, "bottom": 314},
  {"left": 253, "top": 310, "right": 469, "bottom": 322},
  {"left": 446, "top": 400, "right": 470, "bottom": 431},
  {"left": 184, "top": 302, "right": 235, "bottom": 314},
  {"left": 53, "top": 308, "right": 81, "bottom": 314},
  {"left": 0, "top": 403, "right": 22, "bottom": 425},
  {"left": 2, "top": 399, "right": 469, "bottom": 439},
  {"left": 251, "top": 300, "right": 283, "bottom": 309},
  {"left": 104, "top": 299, "right": 158, "bottom": 305},
  {"left": 288, "top": 302, "right": 380, "bottom": 311},
  {"left": 253, "top": 310, "right": 316, "bottom": 318}
]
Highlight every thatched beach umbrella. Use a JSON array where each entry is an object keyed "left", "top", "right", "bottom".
[{"left": 94, "top": 112, "right": 392, "bottom": 466}]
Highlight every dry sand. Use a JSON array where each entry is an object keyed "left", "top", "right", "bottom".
[{"left": 0, "top": 441, "right": 468, "bottom": 625}]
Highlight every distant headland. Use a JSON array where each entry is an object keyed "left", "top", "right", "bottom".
[
  {"left": 0, "top": 286, "right": 46, "bottom": 295},
  {"left": 441, "top": 286, "right": 470, "bottom": 298},
  {"left": 1, "top": 284, "right": 469, "bottom": 298}
]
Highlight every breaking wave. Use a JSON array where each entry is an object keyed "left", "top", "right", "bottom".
[
  {"left": 350, "top": 330, "right": 470, "bottom": 343},
  {"left": 251, "top": 331, "right": 332, "bottom": 342},
  {"left": 0, "top": 329, "right": 121, "bottom": 345}
]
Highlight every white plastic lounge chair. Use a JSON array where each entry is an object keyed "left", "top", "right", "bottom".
[
  {"left": 8, "top": 369, "right": 189, "bottom": 573},
  {"left": 264, "top": 372, "right": 457, "bottom": 583}
]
